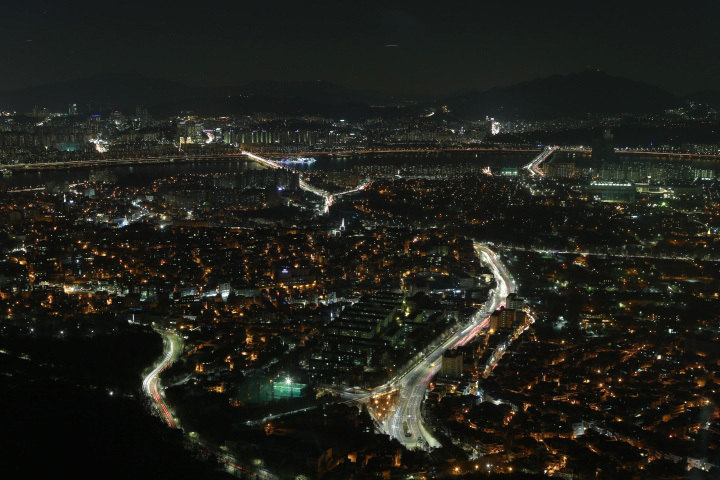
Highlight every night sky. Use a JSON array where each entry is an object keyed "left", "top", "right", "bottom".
[{"left": 3, "top": 0, "right": 719, "bottom": 95}]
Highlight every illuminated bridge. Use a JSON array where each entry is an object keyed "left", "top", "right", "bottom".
[
  {"left": 241, "top": 151, "right": 332, "bottom": 212},
  {"left": 242, "top": 151, "right": 369, "bottom": 215},
  {"left": 523, "top": 145, "right": 558, "bottom": 177}
]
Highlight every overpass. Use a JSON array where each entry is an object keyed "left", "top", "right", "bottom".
[
  {"left": 6, "top": 149, "right": 367, "bottom": 216},
  {"left": 242, "top": 151, "right": 370, "bottom": 215},
  {"left": 242, "top": 151, "right": 332, "bottom": 212},
  {"left": 523, "top": 145, "right": 558, "bottom": 177}
]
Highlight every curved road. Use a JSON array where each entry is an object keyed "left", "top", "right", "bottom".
[
  {"left": 141, "top": 246, "right": 516, "bottom": 454},
  {"left": 142, "top": 330, "right": 279, "bottom": 479},
  {"left": 136, "top": 160, "right": 518, "bottom": 461},
  {"left": 142, "top": 330, "right": 183, "bottom": 428},
  {"left": 372, "top": 243, "right": 516, "bottom": 450}
]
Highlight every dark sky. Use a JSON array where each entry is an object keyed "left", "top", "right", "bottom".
[{"left": 2, "top": 0, "right": 719, "bottom": 95}]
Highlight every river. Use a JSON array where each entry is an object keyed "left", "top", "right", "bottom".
[{"left": 4, "top": 151, "right": 535, "bottom": 189}]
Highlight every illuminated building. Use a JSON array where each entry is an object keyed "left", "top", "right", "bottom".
[{"left": 440, "top": 349, "right": 463, "bottom": 378}]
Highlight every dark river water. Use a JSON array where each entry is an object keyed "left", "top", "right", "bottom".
[{"left": 5, "top": 151, "right": 536, "bottom": 189}]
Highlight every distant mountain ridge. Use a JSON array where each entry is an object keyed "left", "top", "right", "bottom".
[
  {"left": 0, "top": 74, "right": 201, "bottom": 113},
  {"left": 688, "top": 90, "right": 720, "bottom": 109},
  {"left": 0, "top": 71, "right": 689, "bottom": 119},
  {"left": 0, "top": 74, "right": 392, "bottom": 117},
  {"left": 444, "top": 70, "right": 683, "bottom": 120}
]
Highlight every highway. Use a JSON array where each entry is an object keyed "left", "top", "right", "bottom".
[
  {"left": 142, "top": 329, "right": 278, "bottom": 479},
  {"left": 331, "top": 179, "right": 371, "bottom": 199},
  {"left": 371, "top": 244, "right": 516, "bottom": 450},
  {"left": 523, "top": 145, "right": 558, "bottom": 176},
  {"left": 6, "top": 149, "right": 366, "bottom": 215},
  {"left": 142, "top": 329, "right": 183, "bottom": 428},
  {"left": 242, "top": 150, "right": 331, "bottom": 213},
  {"left": 243, "top": 150, "right": 370, "bottom": 214},
  {"left": 492, "top": 243, "right": 720, "bottom": 263},
  {"left": 6, "top": 145, "right": 719, "bottom": 175},
  {"left": 93, "top": 150, "right": 514, "bottom": 456},
  {"left": 2, "top": 147, "right": 546, "bottom": 171}
]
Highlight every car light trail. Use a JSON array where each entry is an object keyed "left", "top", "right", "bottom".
[
  {"left": 142, "top": 330, "right": 181, "bottom": 428},
  {"left": 523, "top": 146, "right": 558, "bottom": 176},
  {"left": 365, "top": 243, "right": 515, "bottom": 450}
]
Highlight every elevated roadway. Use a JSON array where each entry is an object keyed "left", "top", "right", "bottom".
[
  {"left": 523, "top": 145, "right": 558, "bottom": 177},
  {"left": 242, "top": 151, "right": 370, "bottom": 214}
]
